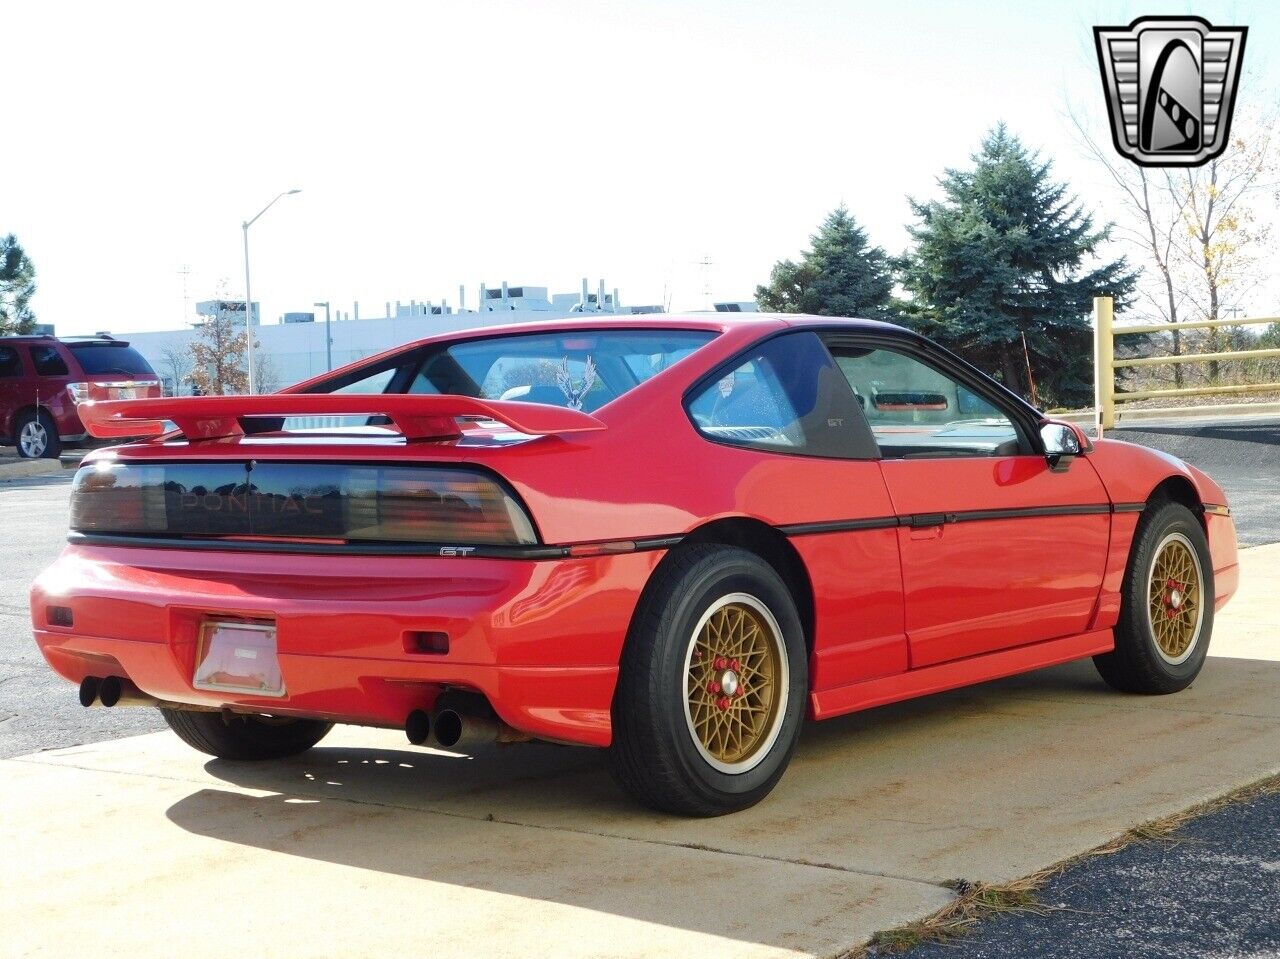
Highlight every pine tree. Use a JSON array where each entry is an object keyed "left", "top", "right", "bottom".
[
  {"left": 757, "top": 206, "right": 897, "bottom": 320},
  {"left": 0, "top": 234, "right": 37, "bottom": 334},
  {"left": 900, "top": 125, "right": 1135, "bottom": 408}
]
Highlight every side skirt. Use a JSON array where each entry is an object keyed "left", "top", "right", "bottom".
[{"left": 808, "top": 628, "right": 1116, "bottom": 720}]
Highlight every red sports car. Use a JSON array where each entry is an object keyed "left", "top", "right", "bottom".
[{"left": 30, "top": 316, "right": 1238, "bottom": 815}]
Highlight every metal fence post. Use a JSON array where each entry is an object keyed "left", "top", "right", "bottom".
[{"left": 1094, "top": 296, "right": 1116, "bottom": 434}]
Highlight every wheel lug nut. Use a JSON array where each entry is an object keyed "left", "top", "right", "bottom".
[
  {"left": 733, "top": 687, "right": 744, "bottom": 698},
  {"left": 706, "top": 681, "right": 719, "bottom": 695},
  {"left": 714, "top": 657, "right": 728, "bottom": 670},
  {"left": 729, "top": 659, "right": 740, "bottom": 672},
  {"left": 716, "top": 697, "right": 730, "bottom": 711}
]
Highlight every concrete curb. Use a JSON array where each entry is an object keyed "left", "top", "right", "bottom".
[{"left": 0, "top": 458, "right": 63, "bottom": 481}]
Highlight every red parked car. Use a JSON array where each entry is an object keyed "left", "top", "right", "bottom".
[
  {"left": 30, "top": 316, "right": 1238, "bottom": 815},
  {"left": 0, "top": 335, "right": 161, "bottom": 458}
]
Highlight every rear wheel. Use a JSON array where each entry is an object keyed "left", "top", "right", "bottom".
[
  {"left": 162, "top": 709, "right": 332, "bottom": 760},
  {"left": 1094, "top": 500, "right": 1213, "bottom": 694},
  {"left": 16, "top": 409, "right": 60, "bottom": 459},
  {"left": 608, "top": 545, "right": 807, "bottom": 816}
]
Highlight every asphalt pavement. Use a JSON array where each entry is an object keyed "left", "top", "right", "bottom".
[
  {"left": 1104, "top": 415, "right": 1280, "bottom": 546},
  {"left": 903, "top": 791, "right": 1280, "bottom": 959},
  {"left": 0, "top": 472, "right": 165, "bottom": 759}
]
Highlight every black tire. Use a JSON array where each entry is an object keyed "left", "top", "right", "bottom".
[
  {"left": 608, "top": 544, "right": 807, "bottom": 816},
  {"left": 15, "top": 409, "right": 60, "bottom": 459},
  {"left": 1094, "top": 500, "right": 1214, "bottom": 695},
  {"left": 162, "top": 709, "right": 333, "bottom": 760}
]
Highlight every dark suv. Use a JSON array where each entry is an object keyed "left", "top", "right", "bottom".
[{"left": 0, "top": 336, "right": 161, "bottom": 458}]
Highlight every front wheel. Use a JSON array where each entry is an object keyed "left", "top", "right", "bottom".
[
  {"left": 1094, "top": 500, "right": 1214, "bottom": 694},
  {"left": 608, "top": 545, "right": 807, "bottom": 816},
  {"left": 162, "top": 709, "right": 333, "bottom": 760}
]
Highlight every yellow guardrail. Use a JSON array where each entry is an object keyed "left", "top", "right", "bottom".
[{"left": 1093, "top": 296, "right": 1280, "bottom": 433}]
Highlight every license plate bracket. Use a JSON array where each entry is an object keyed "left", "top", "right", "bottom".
[{"left": 193, "top": 619, "right": 285, "bottom": 697}]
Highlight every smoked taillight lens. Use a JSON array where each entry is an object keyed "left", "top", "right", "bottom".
[{"left": 69, "top": 461, "right": 538, "bottom": 547}]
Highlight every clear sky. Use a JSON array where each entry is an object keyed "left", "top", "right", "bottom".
[{"left": 4, "top": 0, "right": 1276, "bottom": 335}]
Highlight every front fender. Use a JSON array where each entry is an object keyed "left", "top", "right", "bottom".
[{"left": 1087, "top": 438, "right": 1227, "bottom": 507}]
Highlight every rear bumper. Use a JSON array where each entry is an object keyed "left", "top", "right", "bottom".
[{"left": 31, "top": 544, "right": 663, "bottom": 746}]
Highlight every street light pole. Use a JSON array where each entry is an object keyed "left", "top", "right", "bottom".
[
  {"left": 241, "top": 188, "right": 301, "bottom": 394},
  {"left": 313, "top": 301, "right": 332, "bottom": 371}
]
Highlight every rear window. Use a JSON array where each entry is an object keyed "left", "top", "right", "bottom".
[
  {"left": 67, "top": 344, "right": 155, "bottom": 376},
  {"left": 430, "top": 330, "right": 717, "bottom": 412},
  {"left": 314, "top": 329, "right": 718, "bottom": 413}
]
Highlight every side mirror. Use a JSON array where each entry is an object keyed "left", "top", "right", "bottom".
[{"left": 1040, "top": 421, "right": 1083, "bottom": 471}]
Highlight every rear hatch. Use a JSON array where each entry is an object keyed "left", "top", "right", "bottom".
[
  {"left": 70, "top": 393, "right": 603, "bottom": 556},
  {"left": 66, "top": 341, "right": 162, "bottom": 402}
]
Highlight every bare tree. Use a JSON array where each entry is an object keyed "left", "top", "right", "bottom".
[
  {"left": 1074, "top": 105, "right": 1278, "bottom": 391},
  {"left": 189, "top": 283, "right": 255, "bottom": 395},
  {"left": 1072, "top": 111, "right": 1193, "bottom": 386},
  {"left": 158, "top": 343, "right": 193, "bottom": 397},
  {"left": 1176, "top": 115, "right": 1277, "bottom": 382},
  {"left": 251, "top": 350, "right": 282, "bottom": 394}
]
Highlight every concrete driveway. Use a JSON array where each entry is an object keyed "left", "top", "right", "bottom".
[{"left": 4, "top": 545, "right": 1278, "bottom": 959}]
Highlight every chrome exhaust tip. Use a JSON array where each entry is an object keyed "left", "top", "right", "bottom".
[
  {"left": 431, "top": 708, "right": 523, "bottom": 750},
  {"left": 405, "top": 709, "right": 432, "bottom": 746},
  {"left": 98, "top": 676, "right": 159, "bottom": 708},
  {"left": 78, "top": 676, "right": 101, "bottom": 708}
]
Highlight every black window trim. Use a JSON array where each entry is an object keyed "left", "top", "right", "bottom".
[
  {"left": 819, "top": 328, "right": 1042, "bottom": 460},
  {"left": 681, "top": 329, "right": 882, "bottom": 462}
]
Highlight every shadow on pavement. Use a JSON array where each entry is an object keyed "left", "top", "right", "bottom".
[{"left": 159, "top": 653, "right": 1280, "bottom": 948}]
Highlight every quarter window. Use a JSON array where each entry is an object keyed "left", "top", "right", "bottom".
[
  {"left": 333, "top": 366, "right": 397, "bottom": 394},
  {"left": 30, "top": 346, "right": 69, "bottom": 376},
  {"left": 686, "top": 332, "right": 876, "bottom": 458},
  {"left": 828, "top": 345, "right": 1020, "bottom": 458}
]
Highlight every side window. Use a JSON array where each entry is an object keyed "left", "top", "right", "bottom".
[
  {"left": 30, "top": 346, "right": 69, "bottom": 377},
  {"left": 686, "top": 332, "right": 876, "bottom": 458},
  {"left": 828, "top": 344, "right": 1020, "bottom": 458},
  {"left": 0, "top": 347, "right": 20, "bottom": 377}
]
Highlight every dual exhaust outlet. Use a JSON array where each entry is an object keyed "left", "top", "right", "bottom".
[
  {"left": 78, "top": 676, "right": 214, "bottom": 712},
  {"left": 404, "top": 707, "right": 526, "bottom": 751},
  {"left": 79, "top": 675, "right": 160, "bottom": 709},
  {"left": 79, "top": 676, "right": 521, "bottom": 750}
]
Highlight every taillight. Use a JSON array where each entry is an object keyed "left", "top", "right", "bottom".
[
  {"left": 69, "top": 462, "right": 538, "bottom": 547},
  {"left": 67, "top": 382, "right": 91, "bottom": 404}
]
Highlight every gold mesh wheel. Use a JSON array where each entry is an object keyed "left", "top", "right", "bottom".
[
  {"left": 1146, "top": 531, "right": 1204, "bottom": 665},
  {"left": 683, "top": 593, "right": 788, "bottom": 774}
]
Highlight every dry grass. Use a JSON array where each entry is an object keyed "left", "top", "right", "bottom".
[{"left": 841, "top": 772, "right": 1280, "bottom": 957}]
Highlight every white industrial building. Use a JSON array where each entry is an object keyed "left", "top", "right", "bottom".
[{"left": 118, "top": 279, "right": 754, "bottom": 395}]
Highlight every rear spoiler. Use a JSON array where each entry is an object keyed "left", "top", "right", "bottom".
[{"left": 78, "top": 394, "right": 606, "bottom": 442}]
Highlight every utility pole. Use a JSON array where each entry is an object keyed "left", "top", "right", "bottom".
[
  {"left": 177, "top": 264, "right": 191, "bottom": 321},
  {"left": 697, "top": 255, "right": 714, "bottom": 310},
  {"left": 241, "top": 189, "right": 301, "bottom": 394}
]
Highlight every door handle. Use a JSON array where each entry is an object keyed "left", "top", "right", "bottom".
[{"left": 908, "top": 513, "right": 949, "bottom": 528}]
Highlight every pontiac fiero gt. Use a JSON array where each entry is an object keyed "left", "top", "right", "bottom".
[{"left": 30, "top": 316, "right": 1238, "bottom": 815}]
